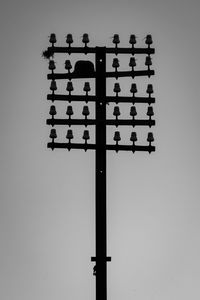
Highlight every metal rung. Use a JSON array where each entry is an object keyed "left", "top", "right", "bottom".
[
  {"left": 47, "top": 69, "right": 154, "bottom": 80},
  {"left": 46, "top": 46, "right": 155, "bottom": 55}
]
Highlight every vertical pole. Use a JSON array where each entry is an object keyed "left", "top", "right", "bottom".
[{"left": 95, "top": 47, "right": 107, "bottom": 300}]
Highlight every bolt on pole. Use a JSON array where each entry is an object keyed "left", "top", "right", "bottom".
[{"left": 43, "top": 33, "right": 155, "bottom": 300}]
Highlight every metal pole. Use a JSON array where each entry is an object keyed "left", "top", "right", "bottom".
[
  {"left": 44, "top": 35, "right": 155, "bottom": 300},
  {"left": 95, "top": 47, "right": 107, "bottom": 300}
]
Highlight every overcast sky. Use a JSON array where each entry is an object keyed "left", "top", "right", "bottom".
[{"left": 1, "top": 0, "right": 200, "bottom": 300}]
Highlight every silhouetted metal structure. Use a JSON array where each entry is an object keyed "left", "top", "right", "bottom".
[{"left": 43, "top": 33, "right": 155, "bottom": 300}]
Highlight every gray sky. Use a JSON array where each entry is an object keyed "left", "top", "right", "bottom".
[{"left": 1, "top": 0, "right": 200, "bottom": 299}]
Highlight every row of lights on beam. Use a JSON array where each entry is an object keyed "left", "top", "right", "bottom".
[
  {"left": 48, "top": 56, "right": 152, "bottom": 73},
  {"left": 112, "top": 83, "right": 154, "bottom": 98},
  {"left": 49, "top": 105, "right": 154, "bottom": 123},
  {"left": 49, "top": 33, "right": 153, "bottom": 48},
  {"left": 50, "top": 81, "right": 154, "bottom": 96},
  {"left": 113, "top": 105, "right": 154, "bottom": 121},
  {"left": 112, "top": 56, "right": 152, "bottom": 71},
  {"left": 49, "top": 128, "right": 154, "bottom": 146}
]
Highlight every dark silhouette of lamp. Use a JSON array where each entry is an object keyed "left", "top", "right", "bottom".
[
  {"left": 130, "top": 83, "right": 137, "bottom": 104},
  {"left": 129, "top": 57, "right": 136, "bottom": 77},
  {"left": 130, "top": 132, "right": 137, "bottom": 152},
  {"left": 66, "top": 129, "right": 73, "bottom": 150},
  {"left": 129, "top": 34, "right": 137, "bottom": 48},
  {"left": 147, "top": 132, "right": 154, "bottom": 146},
  {"left": 82, "top": 106, "right": 90, "bottom": 125},
  {"left": 49, "top": 128, "right": 57, "bottom": 146},
  {"left": 130, "top": 131, "right": 137, "bottom": 143},
  {"left": 49, "top": 60, "right": 56, "bottom": 72},
  {"left": 145, "top": 56, "right": 152, "bottom": 77},
  {"left": 112, "top": 58, "right": 119, "bottom": 75},
  {"left": 66, "top": 34, "right": 73, "bottom": 47},
  {"left": 130, "top": 106, "right": 137, "bottom": 127},
  {"left": 83, "top": 82, "right": 91, "bottom": 103},
  {"left": 66, "top": 81, "right": 74, "bottom": 99},
  {"left": 49, "top": 33, "right": 56, "bottom": 46},
  {"left": 82, "top": 33, "right": 89, "bottom": 53},
  {"left": 49, "top": 105, "right": 56, "bottom": 122},
  {"left": 66, "top": 105, "right": 73, "bottom": 126},
  {"left": 50, "top": 80, "right": 57, "bottom": 92},
  {"left": 113, "top": 106, "right": 120, "bottom": 126},
  {"left": 112, "top": 34, "right": 120, "bottom": 51},
  {"left": 113, "top": 83, "right": 121, "bottom": 104},
  {"left": 65, "top": 60, "right": 72, "bottom": 74},
  {"left": 147, "top": 106, "right": 154, "bottom": 124},
  {"left": 113, "top": 131, "right": 121, "bottom": 151},
  {"left": 145, "top": 34, "right": 153, "bottom": 47},
  {"left": 83, "top": 130, "right": 90, "bottom": 151}
]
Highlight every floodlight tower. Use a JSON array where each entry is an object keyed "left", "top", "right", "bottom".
[{"left": 43, "top": 33, "right": 155, "bottom": 300}]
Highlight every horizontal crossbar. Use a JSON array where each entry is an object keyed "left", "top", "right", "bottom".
[
  {"left": 46, "top": 46, "right": 155, "bottom": 55},
  {"left": 47, "top": 70, "right": 154, "bottom": 80},
  {"left": 47, "top": 142, "right": 155, "bottom": 153},
  {"left": 47, "top": 94, "right": 155, "bottom": 104},
  {"left": 46, "top": 118, "right": 155, "bottom": 127}
]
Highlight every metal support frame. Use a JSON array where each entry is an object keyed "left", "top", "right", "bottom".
[{"left": 43, "top": 36, "right": 155, "bottom": 300}]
